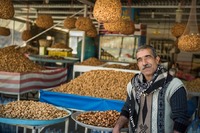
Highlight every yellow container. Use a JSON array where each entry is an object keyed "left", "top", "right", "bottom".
[{"left": 47, "top": 48, "right": 72, "bottom": 57}]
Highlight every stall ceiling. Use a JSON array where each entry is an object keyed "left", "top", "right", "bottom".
[{"left": 11, "top": 0, "right": 200, "bottom": 27}]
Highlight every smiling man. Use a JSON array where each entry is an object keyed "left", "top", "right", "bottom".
[{"left": 113, "top": 45, "right": 189, "bottom": 133}]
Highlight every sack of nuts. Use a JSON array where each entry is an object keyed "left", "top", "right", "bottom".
[
  {"left": 93, "top": 0, "right": 122, "bottom": 23},
  {"left": 35, "top": 15, "right": 54, "bottom": 29},
  {"left": 64, "top": 17, "right": 77, "bottom": 29},
  {"left": 0, "top": 26, "right": 10, "bottom": 36},
  {"left": 0, "top": 0, "right": 15, "bottom": 19}
]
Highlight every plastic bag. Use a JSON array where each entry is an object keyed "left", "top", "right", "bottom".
[{"left": 187, "top": 118, "right": 200, "bottom": 133}]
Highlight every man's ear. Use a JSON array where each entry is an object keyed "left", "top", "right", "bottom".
[{"left": 156, "top": 56, "right": 160, "bottom": 64}]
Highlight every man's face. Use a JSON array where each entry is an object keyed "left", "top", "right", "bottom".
[{"left": 136, "top": 48, "right": 160, "bottom": 81}]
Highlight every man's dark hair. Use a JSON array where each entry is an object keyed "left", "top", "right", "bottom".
[{"left": 135, "top": 45, "right": 157, "bottom": 58}]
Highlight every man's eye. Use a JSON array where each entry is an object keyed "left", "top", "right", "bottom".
[{"left": 137, "top": 58, "right": 142, "bottom": 62}]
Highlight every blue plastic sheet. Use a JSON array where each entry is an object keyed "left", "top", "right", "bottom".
[{"left": 39, "top": 90, "right": 125, "bottom": 112}]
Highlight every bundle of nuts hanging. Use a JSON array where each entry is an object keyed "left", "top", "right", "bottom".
[
  {"left": 93, "top": 0, "right": 122, "bottom": 23},
  {"left": 171, "top": 23, "right": 186, "bottom": 38},
  {"left": 0, "top": 0, "right": 15, "bottom": 19},
  {"left": 0, "top": 100, "right": 68, "bottom": 120},
  {"left": 21, "top": 30, "right": 33, "bottom": 41},
  {"left": 64, "top": 17, "right": 77, "bottom": 29},
  {"left": 0, "top": 26, "right": 10, "bottom": 36},
  {"left": 75, "top": 17, "right": 94, "bottom": 31},
  {"left": 35, "top": 15, "right": 54, "bottom": 29},
  {"left": 178, "top": 34, "right": 200, "bottom": 52}
]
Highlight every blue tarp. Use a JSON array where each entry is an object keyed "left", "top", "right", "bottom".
[{"left": 40, "top": 90, "right": 125, "bottom": 112}]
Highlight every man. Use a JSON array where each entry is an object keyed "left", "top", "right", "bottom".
[{"left": 113, "top": 45, "right": 189, "bottom": 133}]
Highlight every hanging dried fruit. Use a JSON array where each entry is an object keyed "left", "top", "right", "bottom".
[
  {"left": 75, "top": 17, "right": 93, "bottom": 31},
  {"left": 171, "top": 23, "right": 186, "bottom": 38},
  {"left": 0, "top": 26, "right": 10, "bottom": 36},
  {"left": 64, "top": 17, "right": 77, "bottom": 29},
  {"left": 93, "top": 0, "right": 122, "bottom": 23},
  {"left": 35, "top": 15, "right": 54, "bottom": 29},
  {"left": 0, "top": 0, "right": 15, "bottom": 19},
  {"left": 21, "top": 30, "right": 32, "bottom": 41}
]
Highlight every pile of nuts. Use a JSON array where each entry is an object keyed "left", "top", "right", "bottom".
[
  {"left": 76, "top": 110, "right": 120, "bottom": 128},
  {"left": 0, "top": 46, "right": 44, "bottom": 72},
  {"left": 76, "top": 57, "right": 105, "bottom": 66},
  {"left": 184, "top": 78, "right": 200, "bottom": 92},
  {"left": 93, "top": 0, "right": 122, "bottom": 23},
  {"left": 0, "top": 100, "right": 69, "bottom": 120},
  {"left": 103, "top": 63, "right": 139, "bottom": 70},
  {"left": 178, "top": 34, "right": 200, "bottom": 52},
  {"left": 52, "top": 70, "right": 134, "bottom": 100}
]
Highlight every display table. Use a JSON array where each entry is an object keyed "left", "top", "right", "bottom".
[
  {"left": 73, "top": 62, "right": 140, "bottom": 79},
  {"left": 0, "top": 67, "right": 68, "bottom": 100},
  {"left": 40, "top": 90, "right": 125, "bottom": 112},
  {"left": 0, "top": 107, "right": 71, "bottom": 133}
]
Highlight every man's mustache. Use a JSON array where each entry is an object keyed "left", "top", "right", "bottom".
[{"left": 142, "top": 64, "right": 152, "bottom": 70}]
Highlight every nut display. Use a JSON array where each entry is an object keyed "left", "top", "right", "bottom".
[
  {"left": 76, "top": 110, "right": 120, "bottom": 128},
  {"left": 178, "top": 34, "right": 200, "bottom": 52},
  {"left": 75, "top": 57, "right": 105, "bottom": 66},
  {"left": 0, "top": 46, "right": 44, "bottom": 72},
  {"left": 0, "top": 0, "right": 15, "bottom": 19},
  {"left": 0, "top": 26, "right": 10, "bottom": 36},
  {"left": 64, "top": 17, "right": 77, "bottom": 29},
  {"left": 21, "top": 30, "right": 32, "bottom": 41},
  {"left": 171, "top": 23, "right": 186, "bottom": 37},
  {"left": 0, "top": 100, "right": 68, "bottom": 120},
  {"left": 93, "top": 0, "right": 122, "bottom": 23},
  {"left": 75, "top": 17, "right": 93, "bottom": 31},
  {"left": 35, "top": 15, "right": 54, "bottom": 29},
  {"left": 184, "top": 78, "right": 200, "bottom": 92},
  {"left": 103, "top": 63, "right": 139, "bottom": 70},
  {"left": 52, "top": 70, "right": 135, "bottom": 101},
  {"left": 103, "top": 20, "right": 122, "bottom": 32}
]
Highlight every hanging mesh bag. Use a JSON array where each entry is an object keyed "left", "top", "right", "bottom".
[
  {"left": 93, "top": 0, "right": 122, "bottom": 23},
  {"left": 178, "top": 0, "right": 200, "bottom": 52},
  {"left": 35, "top": 15, "right": 54, "bottom": 29},
  {"left": 0, "top": 26, "right": 10, "bottom": 36},
  {"left": 0, "top": 0, "right": 15, "bottom": 19},
  {"left": 64, "top": 17, "right": 77, "bottom": 29}
]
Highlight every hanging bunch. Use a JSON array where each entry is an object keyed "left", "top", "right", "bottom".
[
  {"left": 64, "top": 17, "right": 77, "bottom": 29},
  {"left": 120, "top": 20, "right": 135, "bottom": 35},
  {"left": 35, "top": 0, "right": 53, "bottom": 29},
  {"left": 21, "top": 30, "right": 32, "bottom": 41},
  {"left": 0, "top": 26, "right": 10, "bottom": 36},
  {"left": 171, "top": 23, "right": 186, "bottom": 38},
  {"left": 75, "top": 17, "right": 93, "bottom": 31},
  {"left": 178, "top": 0, "right": 200, "bottom": 52},
  {"left": 21, "top": 4, "right": 32, "bottom": 41},
  {"left": 86, "top": 25, "right": 97, "bottom": 38},
  {"left": 0, "top": 0, "right": 15, "bottom": 19},
  {"left": 35, "top": 15, "right": 54, "bottom": 29},
  {"left": 103, "top": 19, "right": 124, "bottom": 33},
  {"left": 93, "top": 0, "right": 122, "bottom": 23}
]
